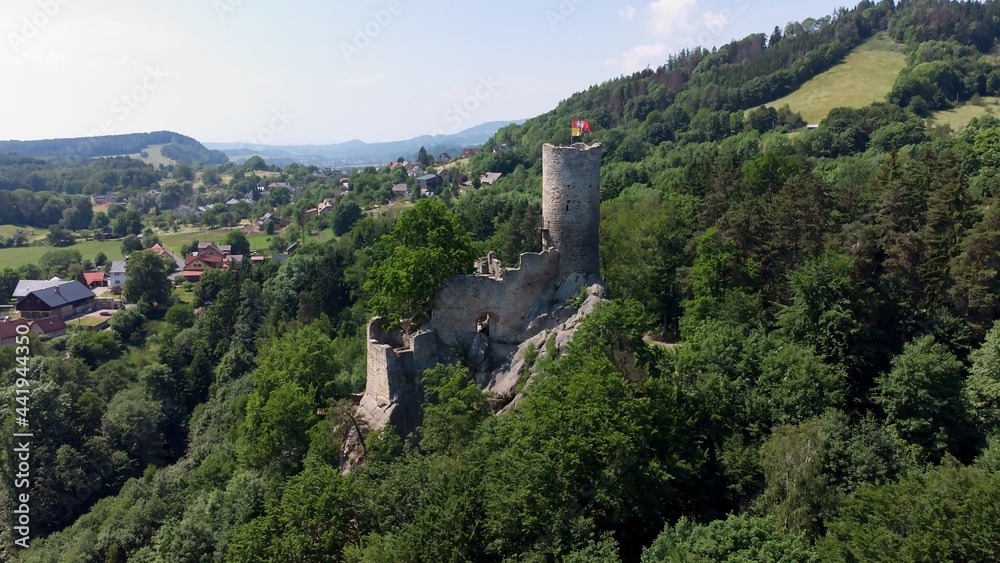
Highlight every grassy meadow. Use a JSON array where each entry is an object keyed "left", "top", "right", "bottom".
[
  {"left": 767, "top": 35, "right": 907, "bottom": 124},
  {"left": 929, "top": 97, "right": 1000, "bottom": 130}
]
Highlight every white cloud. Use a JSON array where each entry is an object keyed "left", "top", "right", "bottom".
[
  {"left": 620, "top": 5, "right": 637, "bottom": 20},
  {"left": 606, "top": 42, "right": 668, "bottom": 73},
  {"left": 646, "top": 0, "right": 732, "bottom": 41},
  {"left": 607, "top": 0, "right": 738, "bottom": 72},
  {"left": 647, "top": 0, "right": 698, "bottom": 35}
]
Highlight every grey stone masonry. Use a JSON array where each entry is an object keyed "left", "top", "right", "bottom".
[{"left": 542, "top": 142, "right": 602, "bottom": 279}]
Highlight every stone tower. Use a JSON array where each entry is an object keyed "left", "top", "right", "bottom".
[{"left": 541, "top": 142, "right": 602, "bottom": 279}]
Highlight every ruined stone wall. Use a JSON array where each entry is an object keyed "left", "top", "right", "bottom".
[
  {"left": 426, "top": 250, "right": 560, "bottom": 346},
  {"left": 542, "top": 143, "right": 602, "bottom": 279},
  {"left": 360, "top": 142, "right": 604, "bottom": 438},
  {"left": 363, "top": 319, "right": 424, "bottom": 436}
]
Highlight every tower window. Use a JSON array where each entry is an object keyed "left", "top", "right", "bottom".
[{"left": 565, "top": 203, "right": 570, "bottom": 211}]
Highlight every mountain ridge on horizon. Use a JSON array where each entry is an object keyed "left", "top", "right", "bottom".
[{"left": 204, "top": 119, "right": 526, "bottom": 167}]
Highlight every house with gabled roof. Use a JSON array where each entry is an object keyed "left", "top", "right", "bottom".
[
  {"left": 197, "top": 242, "right": 231, "bottom": 260},
  {"left": 15, "top": 281, "right": 96, "bottom": 320},
  {"left": 182, "top": 255, "right": 222, "bottom": 282},
  {"left": 109, "top": 261, "right": 127, "bottom": 289},
  {"left": 391, "top": 183, "right": 411, "bottom": 198},
  {"left": 83, "top": 272, "right": 106, "bottom": 289},
  {"left": 0, "top": 317, "right": 31, "bottom": 346},
  {"left": 13, "top": 279, "right": 64, "bottom": 299},
  {"left": 480, "top": 172, "right": 503, "bottom": 186},
  {"left": 30, "top": 316, "right": 67, "bottom": 339},
  {"left": 416, "top": 174, "right": 443, "bottom": 194}
]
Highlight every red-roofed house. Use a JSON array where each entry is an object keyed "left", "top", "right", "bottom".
[
  {"left": 29, "top": 316, "right": 67, "bottom": 339},
  {"left": 83, "top": 272, "right": 106, "bottom": 289},
  {"left": 0, "top": 317, "right": 31, "bottom": 346},
  {"left": 197, "top": 243, "right": 231, "bottom": 260},
  {"left": 182, "top": 255, "right": 225, "bottom": 282},
  {"left": 150, "top": 243, "right": 179, "bottom": 261}
]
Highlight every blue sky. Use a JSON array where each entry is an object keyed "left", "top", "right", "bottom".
[{"left": 2, "top": 0, "right": 835, "bottom": 145}]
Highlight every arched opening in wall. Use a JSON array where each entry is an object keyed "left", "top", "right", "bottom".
[{"left": 476, "top": 311, "right": 499, "bottom": 337}]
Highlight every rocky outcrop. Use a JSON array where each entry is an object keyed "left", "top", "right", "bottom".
[{"left": 486, "top": 282, "right": 607, "bottom": 413}]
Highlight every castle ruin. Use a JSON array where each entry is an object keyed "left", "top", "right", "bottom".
[{"left": 358, "top": 143, "right": 606, "bottom": 436}]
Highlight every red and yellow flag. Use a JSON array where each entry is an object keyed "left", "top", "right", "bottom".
[{"left": 571, "top": 119, "right": 592, "bottom": 137}]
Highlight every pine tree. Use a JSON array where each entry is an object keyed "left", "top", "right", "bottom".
[{"left": 920, "top": 150, "right": 973, "bottom": 309}]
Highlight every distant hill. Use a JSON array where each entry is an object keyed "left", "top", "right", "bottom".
[
  {"left": 0, "top": 131, "right": 229, "bottom": 165},
  {"left": 205, "top": 120, "right": 526, "bottom": 167}
]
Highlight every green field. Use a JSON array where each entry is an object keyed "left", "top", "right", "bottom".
[
  {"left": 0, "top": 219, "right": 332, "bottom": 271},
  {"left": 0, "top": 239, "right": 126, "bottom": 269},
  {"left": 929, "top": 97, "right": 1000, "bottom": 130},
  {"left": 0, "top": 224, "right": 43, "bottom": 242},
  {"left": 767, "top": 35, "right": 907, "bottom": 124},
  {"left": 156, "top": 226, "right": 274, "bottom": 254},
  {"left": 69, "top": 315, "right": 110, "bottom": 329},
  {"left": 99, "top": 144, "right": 177, "bottom": 168}
]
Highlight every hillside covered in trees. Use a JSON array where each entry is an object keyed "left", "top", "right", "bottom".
[
  {"left": 0, "top": 132, "right": 228, "bottom": 166},
  {"left": 8, "top": 0, "right": 1000, "bottom": 561}
]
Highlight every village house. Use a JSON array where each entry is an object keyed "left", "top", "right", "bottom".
[
  {"left": 197, "top": 242, "right": 231, "bottom": 260},
  {"left": 391, "top": 183, "right": 411, "bottom": 198},
  {"left": 109, "top": 261, "right": 127, "bottom": 288},
  {"left": 0, "top": 317, "right": 31, "bottom": 346},
  {"left": 256, "top": 212, "right": 290, "bottom": 232},
  {"left": 462, "top": 148, "right": 480, "bottom": 158},
  {"left": 181, "top": 242, "right": 245, "bottom": 282},
  {"left": 15, "top": 281, "right": 96, "bottom": 320},
  {"left": 181, "top": 255, "right": 222, "bottom": 282},
  {"left": 480, "top": 172, "right": 503, "bottom": 186},
  {"left": 416, "top": 174, "right": 443, "bottom": 195},
  {"left": 151, "top": 243, "right": 184, "bottom": 271},
  {"left": 306, "top": 200, "right": 335, "bottom": 216},
  {"left": 12, "top": 279, "right": 64, "bottom": 299},
  {"left": 30, "top": 316, "right": 67, "bottom": 339},
  {"left": 83, "top": 272, "right": 107, "bottom": 289},
  {"left": 91, "top": 194, "right": 117, "bottom": 206}
]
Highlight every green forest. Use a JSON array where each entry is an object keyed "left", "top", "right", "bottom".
[{"left": 8, "top": 0, "right": 1000, "bottom": 561}]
